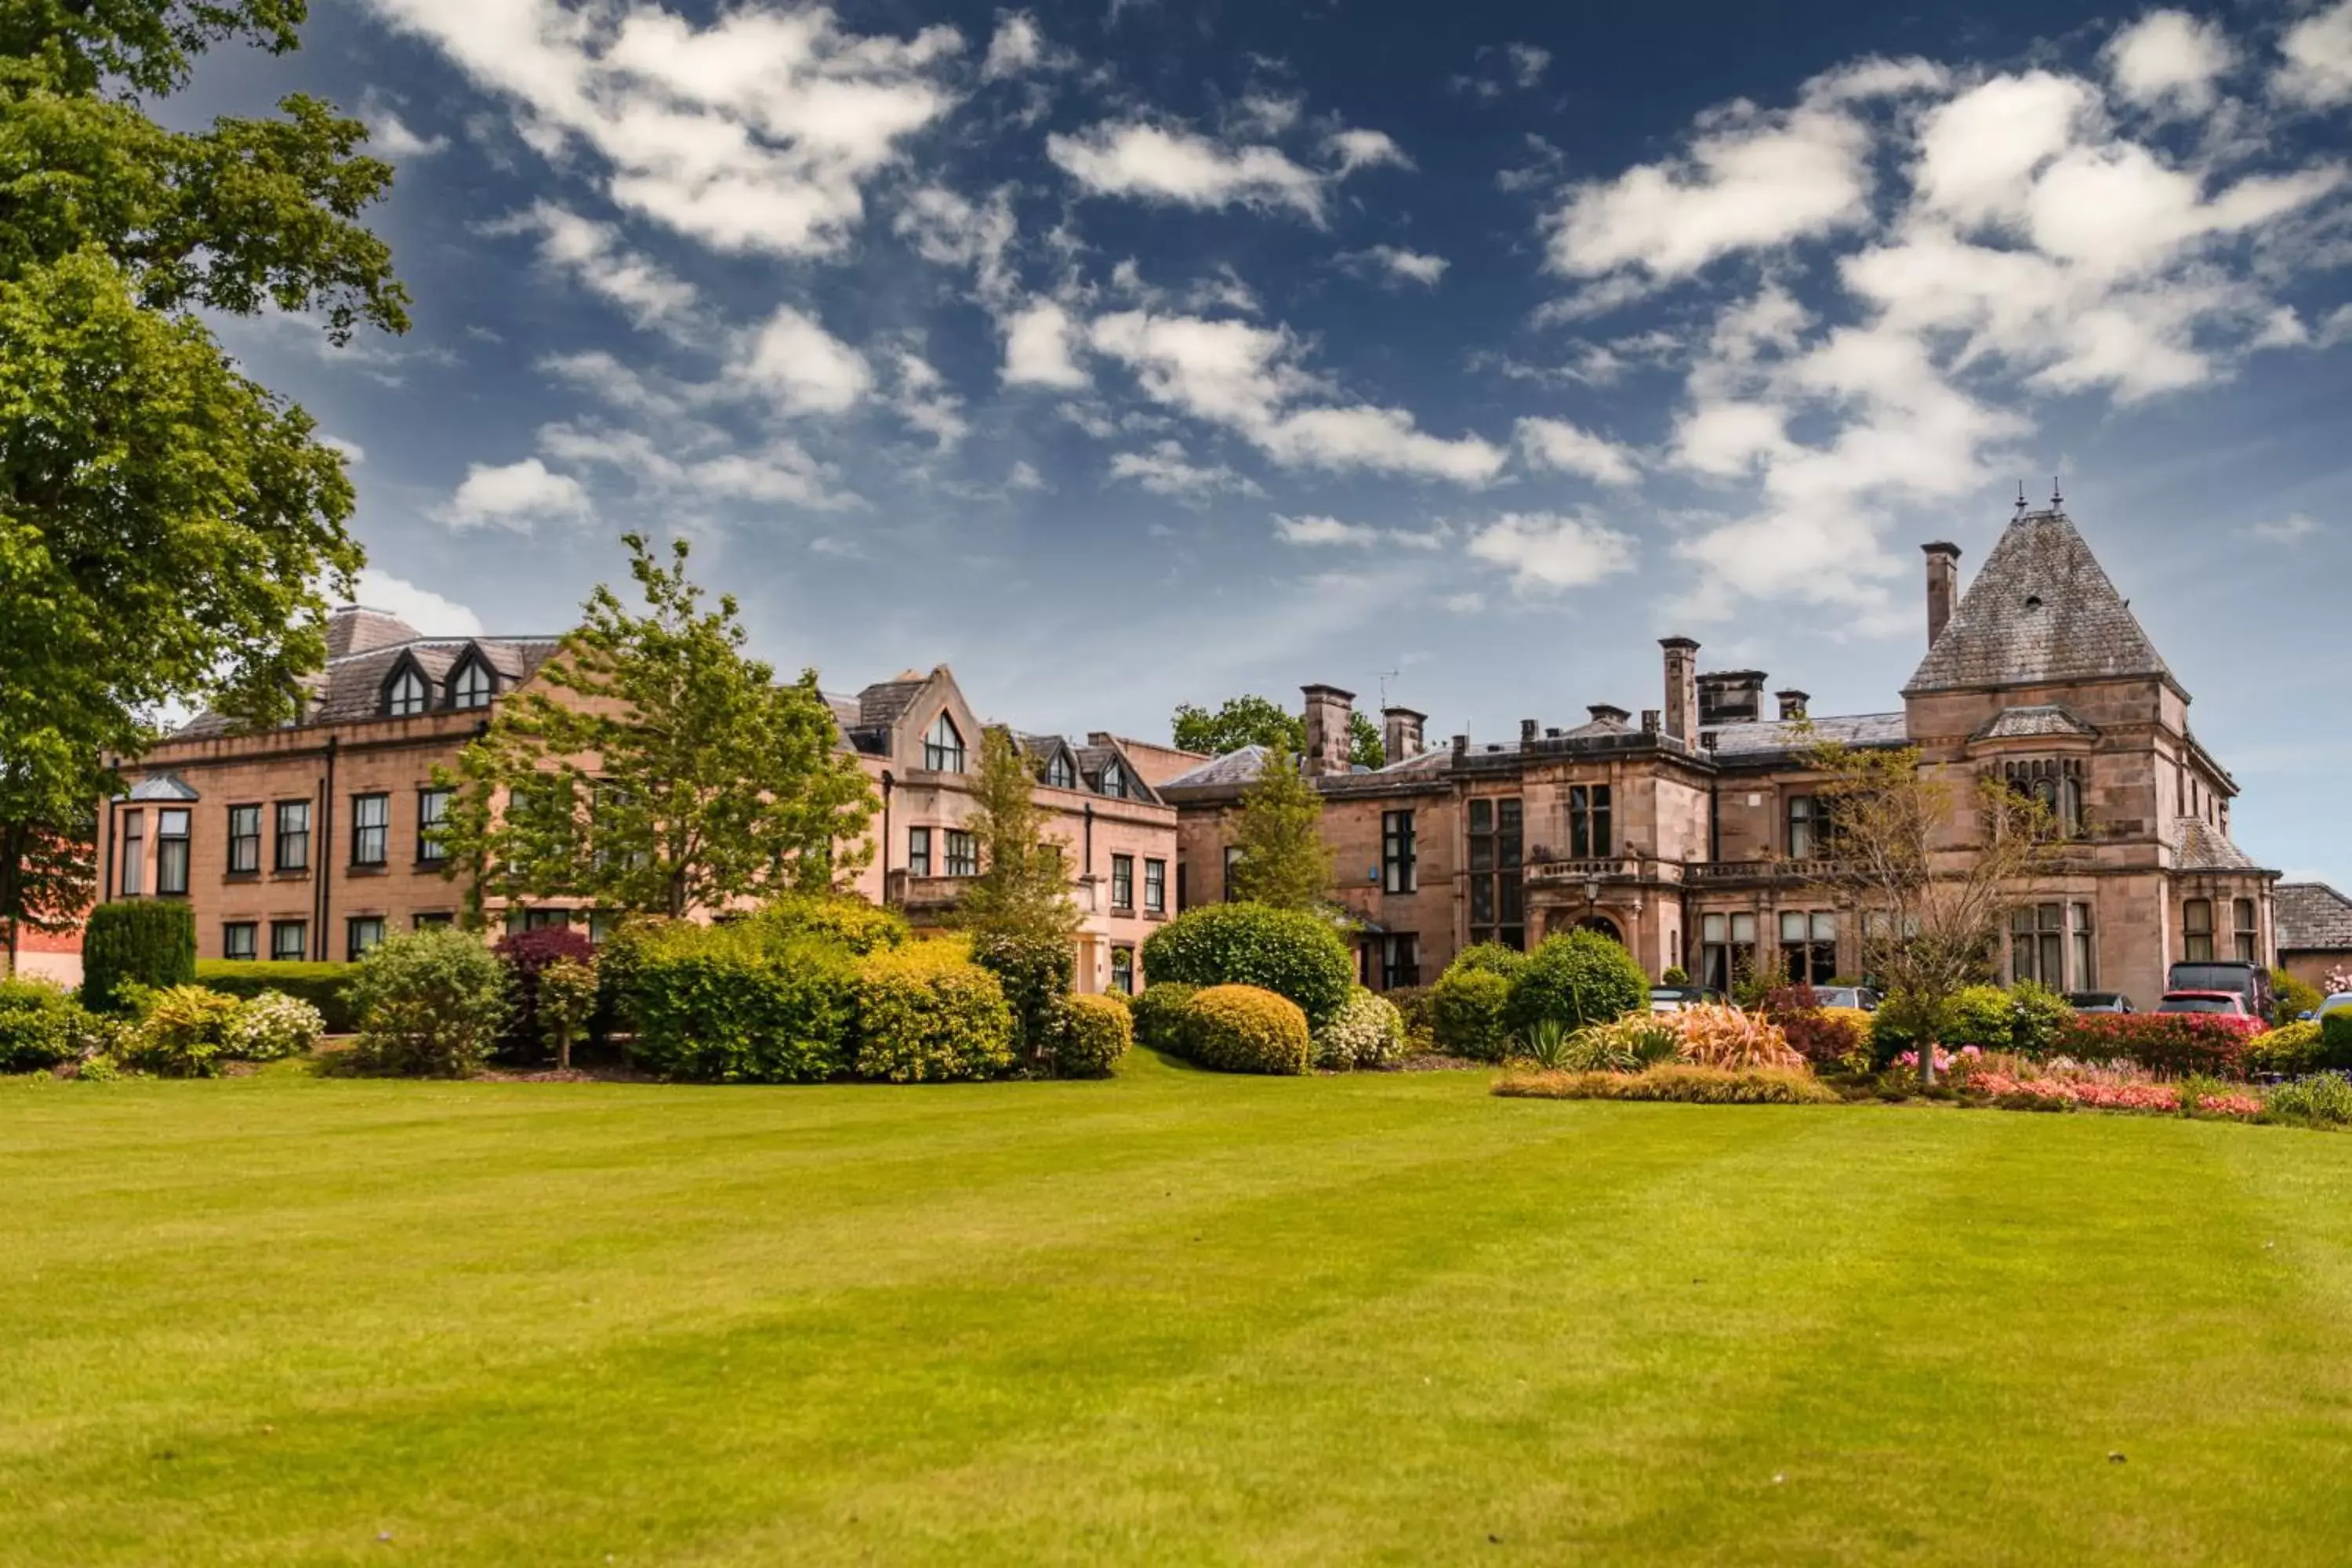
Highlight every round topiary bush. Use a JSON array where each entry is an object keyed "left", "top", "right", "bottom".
[
  {"left": 1428, "top": 966, "right": 1512, "bottom": 1061},
  {"left": 1130, "top": 982, "right": 1199, "bottom": 1058},
  {"left": 1182, "top": 984, "right": 1311, "bottom": 1075},
  {"left": 1312, "top": 987, "right": 1406, "bottom": 1070},
  {"left": 347, "top": 927, "right": 511, "bottom": 1078},
  {"left": 1139, "top": 904, "right": 1352, "bottom": 1028},
  {"left": 1505, "top": 930, "right": 1650, "bottom": 1036},
  {"left": 1447, "top": 942, "right": 1530, "bottom": 980},
  {"left": 854, "top": 942, "right": 1018, "bottom": 1083},
  {"left": 1056, "top": 992, "right": 1132, "bottom": 1077}
]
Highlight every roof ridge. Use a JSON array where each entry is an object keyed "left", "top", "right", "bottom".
[{"left": 1905, "top": 510, "right": 2169, "bottom": 695}]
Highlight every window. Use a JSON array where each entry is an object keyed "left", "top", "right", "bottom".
[
  {"left": 508, "top": 907, "right": 573, "bottom": 933},
  {"left": 227, "top": 805, "right": 262, "bottom": 875},
  {"left": 1467, "top": 797, "right": 1525, "bottom": 949},
  {"left": 1144, "top": 858, "right": 1167, "bottom": 914},
  {"left": 270, "top": 920, "right": 308, "bottom": 962},
  {"left": 119, "top": 811, "right": 144, "bottom": 895},
  {"left": 2234, "top": 898, "right": 2259, "bottom": 964},
  {"left": 1780, "top": 910, "right": 1837, "bottom": 985},
  {"left": 2071, "top": 902, "right": 2096, "bottom": 991},
  {"left": 414, "top": 912, "right": 456, "bottom": 931},
  {"left": 385, "top": 666, "right": 427, "bottom": 717},
  {"left": 945, "top": 829, "right": 978, "bottom": 877},
  {"left": 347, "top": 916, "right": 386, "bottom": 960},
  {"left": 350, "top": 793, "right": 389, "bottom": 866},
  {"left": 1100, "top": 758, "right": 1127, "bottom": 799},
  {"left": 2183, "top": 897, "right": 2213, "bottom": 963},
  {"left": 2001, "top": 757, "right": 2086, "bottom": 837},
  {"left": 450, "top": 657, "right": 494, "bottom": 710},
  {"left": 588, "top": 909, "right": 619, "bottom": 945},
  {"left": 156, "top": 809, "right": 191, "bottom": 895},
  {"left": 2010, "top": 903, "right": 2064, "bottom": 988},
  {"left": 906, "top": 826, "right": 932, "bottom": 878},
  {"left": 924, "top": 713, "right": 964, "bottom": 773},
  {"left": 416, "top": 789, "right": 450, "bottom": 864},
  {"left": 1568, "top": 785, "right": 1612, "bottom": 859},
  {"left": 1383, "top": 810, "right": 1417, "bottom": 894},
  {"left": 223, "top": 922, "right": 257, "bottom": 962},
  {"left": 1381, "top": 933, "right": 1419, "bottom": 990},
  {"left": 1787, "top": 795, "right": 1823, "bottom": 859},
  {"left": 1700, "top": 913, "right": 1758, "bottom": 993},
  {"left": 1045, "top": 750, "right": 1076, "bottom": 789},
  {"left": 1177, "top": 862, "right": 1189, "bottom": 913},
  {"left": 274, "top": 800, "right": 310, "bottom": 872},
  {"left": 1223, "top": 844, "right": 1243, "bottom": 902},
  {"left": 1110, "top": 946, "right": 1135, "bottom": 996},
  {"left": 1111, "top": 854, "right": 1134, "bottom": 910}
]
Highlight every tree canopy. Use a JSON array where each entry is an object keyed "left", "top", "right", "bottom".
[
  {"left": 1173, "top": 695, "right": 1384, "bottom": 768},
  {"left": 1226, "top": 743, "right": 1334, "bottom": 911},
  {"left": 434, "top": 535, "right": 880, "bottom": 923},
  {"left": 958, "top": 726, "right": 1079, "bottom": 940}
]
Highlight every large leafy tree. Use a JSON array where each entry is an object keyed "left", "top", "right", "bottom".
[
  {"left": 1227, "top": 743, "right": 1334, "bottom": 911},
  {"left": 1173, "top": 695, "right": 1383, "bottom": 768},
  {"left": 435, "top": 535, "right": 880, "bottom": 923},
  {"left": 2, "top": 0, "right": 405, "bottom": 946},
  {"left": 959, "top": 727, "right": 1078, "bottom": 941},
  {"left": 0, "top": 790, "right": 91, "bottom": 975}
]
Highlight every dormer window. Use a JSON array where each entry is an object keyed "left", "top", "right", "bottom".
[
  {"left": 1100, "top": 759, "right": 1127, "bottom": 799},
  {"left": 923, "top": 713, "right": 964, "bottom": 772},
  {"left": 385, "top": 667, "right": 427, "bottom": 717},
  {"left": 450, "top": 658, "right": 495, "bottom": 710},
  {"left": 1044, "top": 750, "right": 1076, "bottom": 789}
]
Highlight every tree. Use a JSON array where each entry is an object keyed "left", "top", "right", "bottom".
[
  {"left": 960, "top": 726, "right": 1079, "bottom": 940},
  {"left": 1172, "top": 695, "right": 1384, "bottom": 768},
  {"left": 434, "top": 534, "right": 879, "bottom": 922},
  {"left": 1800, "top": 739, "right": 2056, "bottom": 1084},
  {"left": 0, "top": 787, "right": 93, "bottom": 978},
  {"left": 1227, "top": 743, "right": 1334, "bottom": 910},
  {"left": 2, "top": 1, "right": 405, "bottom": 959}
]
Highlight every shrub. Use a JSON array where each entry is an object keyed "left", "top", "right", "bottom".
[
  {"left": 1495, "top": 1065, "right": 1838, "bottom": 1105},
  {"left": 536, "top": 957, "right": 598, "bottom": 1070},
  {"left": 2248, "top": 1019, "right": 2326, "bottom": 1076},
  {"left": 1667, "top": 1004, "right": 1806, "bottom": 1071},
  {"left": 0, "top": 978, "right": 81, "bottom": 1072},
  {"left": 854, "top": 942, "right": 1018, "bottom": 1083},
  {"left": 630, "top": 922, "right": 855, "bottom": 1083},
  {"left": 82, "top": 901, "right": 197, "bottom": 1014},
  {"left": 2055, "top": 1012, "right": 2250, "bottom": 1077},
  {"left": 347, "top": 928, "right": 511, "bottom": 1078},
  {"left": 492, "top": 927, "right": 596, "bottom": 1062},
  {"left": 1130, "top": 982, "right": 1199, "bottom": 1058},
  {"left": 223, "top": 992, "right": 325, "bottom": 1061},
  {"left": 2271, "top": 968, "right": 2324, "bottom": 1027},
  {"left": 968, "top": 927, "right": 1076, "bottom": 1068},
  {"left": 752, "top": 893, "right": 910, "bottom": 956},
  {"left": 1428, "top": 966, "right": 1512, "bottom": 1061},
  {"left": 1505, "top": 930, "right": 1650, "bottom": 1036},
  {"left": 1057, "top": 993, "right": 1131, "bottom": 1077},
  {"left": 1384, "top": 984, "right": 1432, "bottom": 1042},
  {"left": 1759, "top": 985, "right": 1870, "bottom": 1070},
  {"left": 2326, "top": 1011, "right": 2352, "bottom": 1067},
  {"left": 1140, "top": 904, "right": 1352, "bottom": 1028},
  {"left": 590, "top": 914, "right": 670, "bottom": 1044},
  {"left": 1446, "top": 942, "right": 1530, "bottom": 981},
  {"left": 1661, "top": 965, "right": 1691, "bottom": 986},
  {"left": 1181, "top": 984, "right": 1311, "bottom": 1075},
  {"left": 125, "top": 984, "right": 241, "bottom": 1076},
  {"left": 1559, "top": 1013, "right": 1682, "bottom": 1073},
  {"left": 2263, "top": 1072, "right": 2352, "bottom": 1128},
  {"left": 1312, "top": 988, "right": 1406, "bottom": 1070},
  {"left": 194, "top": 960, "right": 358, "bottom": 1031}
]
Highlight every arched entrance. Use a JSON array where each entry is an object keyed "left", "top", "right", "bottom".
[{"left": 1577, "top": 914, "right": 1624, "bottom": 944}]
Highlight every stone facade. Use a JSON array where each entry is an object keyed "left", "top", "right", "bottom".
[
  {"left": 1164, "top": 506, "right": 2278, "bottom": 1007},
  {"left": 97, "top": 613, "right": 1180, "bottom": 995}
]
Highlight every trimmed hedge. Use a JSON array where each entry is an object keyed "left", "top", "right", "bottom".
[
  {"left": 1496, "top": 1064, "right": 1839, "bottom": 1105},
  {"left": 1428, "top": 966, "right": 1512, "bottom": 1061},
  {"left": 1182, "top": 984, "right": 1311, "bottom": 1075},
  {"left": 630, "top": 923, "right": 855, "bottom": 1083},
  {"left": 196, "top": 960, "right": 358, "bottom": 1033},
  {"left": 82, "top": 901, "right": 196, "bottom": 1013},
  {"left": 0, "top": 978, "right": 79, "bottom": 1072},
  {"left": 854, "top": 942, "right": 1018, "bottom": 1083},
  {"left": 2055, "top": 1012, "right": 2252, "bottom": 1077},
  {"left": 1504, "top": 930, "right": 1649, "bottom": 1036},
  {"left": 2327, "top": 1011, "right": 2352, "bottom": 1068},
  {"left": 1140, "top": 904, "right": 1352, "bottom": 1029},
  {"left": 1057, "top": 993, "right": 1132, "bottom": 1078},
  {"left": 750, "top": 893, "right": 909, "bottom": 956},
  {"left": 1130, "top": 982, "right": 1198, "bottom": 1058}
]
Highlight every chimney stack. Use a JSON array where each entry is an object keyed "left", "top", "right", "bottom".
[
  {"left": 1640, "top": 709, "right": 1661, "bottom": 737},
  {"left": 1587, "top": 703, "right": 1631, "bottom": 727},
  {"left": 1519, "top": 718, "right": 1540, "bottom": 749},
  {"left": 1381, "top": 706, "right": 1426, "bottom": 763},
  {"left": 1450, "top": 733, "right": 1469, "bottom": 759},
  {"left": 1922, "top": 542, "right": 1962, "bottom": 648},
  {"left": 1300, "top": 684, "right": 1354, "bottom": 778},
  {"left": 1776, "top": 689, "right": 1809, "bottom": 721},
  {"left": 1660, "top": 637, "right": 1700, "bottom": 743}
]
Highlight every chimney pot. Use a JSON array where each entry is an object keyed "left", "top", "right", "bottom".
[
  {"left": 1519, "top": 718, "right": 1540, "bottom": 748},
  {"left": 1450, "top": 733, "right": 1469, "bottom": 757},
  {"left": 1381, "top": 705, "right": 1426, "bottom": 763},
  {"left": 1299, "top": 684, "right": 1354, "bottom": 779},
  {"left": 1776, "top": 689, "right": 1809, "bottom": 721},
  {"left": 1659, "top": 638, "right": 1700, "bottom": 743},
  {"left": 1640, "top": 709, "right": 1661, "bottom": 735}
]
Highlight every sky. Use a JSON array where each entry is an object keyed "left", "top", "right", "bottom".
[{"left": 185, "top": 0, "right": 2352, "bottom": 884}]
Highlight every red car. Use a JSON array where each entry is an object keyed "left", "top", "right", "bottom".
[{"left": 2155, "top": 991, "right": 2269, "bottom": 1037}]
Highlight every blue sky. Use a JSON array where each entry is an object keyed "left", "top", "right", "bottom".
[{"left": 192, "top": 0, "right": 2352, "bottom": 883}]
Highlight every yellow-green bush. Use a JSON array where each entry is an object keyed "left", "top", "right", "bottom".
[
  {"left": 125, "top": 985, "right": 242, "bottom": 1077},
  {"left": 1130, "top": 982, "right": 1198, "bottom": 1057},
  {"left": 1056, "top": 993, "right": 1132, "bottom": 1077},
  {"left": 1428, "top": 966, "right": 1512, "bottom": 1061},
  {"left": 1495, "top": 1064, "right": 1839, "bottom": 1105},
  {"left": 1181, "top": 984, "right": 1310, "bottom": 1076},
  {"left": 854, "top": 941, "right": 1017, "bottom": 1083},
  {"left": 630, "top": 920, "right": 855, "bottom": 1083}
]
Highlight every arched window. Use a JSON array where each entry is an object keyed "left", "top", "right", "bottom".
[
  {"left": 1100, "top": 758, "right": 1127, "bottom": 799},
  {"left": 385, "top": 667, "right": 427, "bottom": 717},
  {"left": 923, "top": 713, "right": 964, "bottom": 772},
  {"left": 450, "top": 658, "right": 495, "bottom": 710},
  {"left": 1044, "top": 750, "right": 1076, "bottom": 789}
]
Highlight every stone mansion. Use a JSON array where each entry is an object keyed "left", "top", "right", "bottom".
[{"left": 94, "top": 503, "right": 2275, "bottom": 1009}]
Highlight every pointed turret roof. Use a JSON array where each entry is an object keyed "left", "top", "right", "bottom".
[{"left": 1904, "top": 509, "right": 2171, "bottom": 694}]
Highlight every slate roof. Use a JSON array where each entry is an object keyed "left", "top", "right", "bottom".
[
  {"left": 2171, "top": 817, "right": 2258, "bottom": 871},
  {"left": 1907, "top": 509, "right": 2172, "bottom": 693},
  {"left": 1972, "top": 704, "right": 2100, "bottom": 740},
  {"left": 121, "top": 773, "right": 200, "bottom": 802},
  {"left": 2276, "top": 883, "right": 2352, "bottom": 953},
  {"left": 1702, "top": 712, "right": 1909, "bottom": 758},
  {"left": 855, "top": 675, "right": 930, "bottom": 729},
  {"left": 325, "top": 606, "right": 423, "bottom": 659},
  {"left": 1160, "top": 744, "right": 1275, "bottom": 791},
  {"left": 169, "top": 633, "right": 562, "bottom": 739}
]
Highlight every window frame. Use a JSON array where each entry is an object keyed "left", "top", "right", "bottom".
[
  {"left": 118, "top": 810, "right": 144, "bottom": 896},
  {"left": 1381, "top": 932, "right": 1419, "bottom": 990},
  {"left": 923, "top": 713, "right": 965, "bottom": 773},
  {"left": 944, "top": 829, "right": 978, "bottom": 878},
  {"left": 1467, "top": 797, "right": 1525, "bottom": 949},
  {"left": 2233, "top": 897, "right": 2259, "bottom": 964},
  {"left": 1699, "top": 911, "right": 1759, "bottom": 994},
  {"left": 907, "top": 826, "right": 932, "bottom": 878},
  {"left": 1143, "top": 857, "right": 1167, "bottom": 914},
  {"left": 2183, "top": 897, "right": 2214, "bottom": 964},
  {"left": 270, "top": 920, "right": 308, "bottom": 962},
  {"left": 350, "top": 792, "right": 390, "bottom": 868},
  {"left": 1568, "top": 784, "right": 1613, "bottom": 860},
  {"left": 1109, "top": 946, "right": 1135, "bottom": 996},
  {"left": 1382, "top": 809, "right": 1417, "bottom": 894},
  {"left": 222, "top": 922, "right": 257, "bottom": 962},
  {"left": 385, "top": 665, "right": 428, "bottom": 717},
  {"left": 155, "top": 808, "right": 191, "bottom": 896},
  {"left": 227, "top": 804, "right": 262, "bottom": 876},
  {"left": 416, "top": 788, "right": 451, "bottom": 865},
  {"left": 1110, "top": 853, "right": 1134, "bottom": 912},
  {"left": 2009, "top": 902, "right": 2064, "bottom": 989},
  {"left": 1044, "top": 751, "right": 1076, "bottom": 789},
  {"left": 1099, "top": 758, "right": 1127, "bottom": 799},
  {"left": 1223, "top": 844, "right": 1243, "bottom": 902},
  {"left": 449, "top": 656, "right": 495, "bottom": 711},
  {"left": 274, "top": 800, "right": 311, "bottom": 873},
  {"left": 2071, "top": 902, "right": 2096, "bottom": 990},
  {"left": 346, "top": 916, "right": 387, "bottom": 961}
]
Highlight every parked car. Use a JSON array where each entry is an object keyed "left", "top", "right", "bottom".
[
  {"left": 2067, "top": 991, "right": 2135, "bottom": 1014},
  {"left": 1807, "top": 985, "right": 1882, "bottom": 1011},
  {"left": 1649, "top": 985, "right": 1727, "bottom": 1013},
  {"left": 2165, "top": 960, "right": 2273, "bottom": 1022},
  {"left": 2156, "top": 989, "right": 2252, "bottom": 1016},
  {"left": 2318, "top": 991, "right": 2352, "bottom": 1022}
]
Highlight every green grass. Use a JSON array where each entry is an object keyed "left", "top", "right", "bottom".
[{"left": 6, "top": 1054, "right": 2352, "bottom": 1566}]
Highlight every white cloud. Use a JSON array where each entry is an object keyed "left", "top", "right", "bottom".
[
  {"left": 352, "top": 569, "right": 483, "bottom": 635},
  {"left": 731, "top": 305, "right": 873, "bottom": 413},
  {"left": 1001, "top": 299, "right": 1090, "bottom": 387},
  {"left": 1048, "top": 121, "right": 1328, "bottom": 220},
  {"left": 1914, "top": 72, "right": 2095, "bottom": 228},
  {"left": 980, "top": 10, "right": 1045, "bottom": 81},
  {"left": 887, "top": 348, "right": 967, "bottom": 450},
  {"left": 1007, "top": 459, "right": 1047, "bottom": 492},
  {"left": 1272, "top": 514, "right": 1450, "bottom": 549},
  {"left": 1327, "top": 128, "right": 1411, "bottom": 175},
  {"left": 320, "top": 435, "right": 365, "bottom": 465},
  {"left": 1507, "top": 43, "right": 1551, "bottom": 89},
  {"left": 486, "top": 203, "right": 699, "bottom": 330},
  {"left": 2246, "top": 512, "right": 2322, "bottom": 544},
  {"left": 361, "top": 92, "right": 448, "bottom": 158},
  {"left": 2105, "top": 10, "right": 2235, "bottom": 114},
  {"left": 893, "top": 184, "right": 1018, "bottom": 306},
  {"left": 1346, "top": 245, "right": 1449, "bottom": 286},
  {"left": 1107, "top": 440, "right": 1262, "bottom": 499},
  {"left": 434, "top": 457, "right": 592, "bottom": 531},
  {"left": 362, "top": 0, "right": 962, "bottom": 256},
  {"left": 2277, "top": 0, "right": 2352, "bottom": 107},
  {"left": 1466, "top": 511, "right": 1637, "bottom": 593},
  {"left": 1515, "top": 416, "right": 1640, "bottom": 485}
]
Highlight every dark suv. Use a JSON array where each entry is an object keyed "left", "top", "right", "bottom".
[{"left": 2165, "top": 961, "right": 2273, "bottom": 1022}]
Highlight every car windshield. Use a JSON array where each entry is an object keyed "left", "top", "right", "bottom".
[
  {"left": 2169, "top": 964, "right": 2252, "bottom": 993},
  {"left": 2070, "top": 993, "right": 2123, "bottom": 1008},
  {"left": 2159, "top": 996, "right": 2236, "bottom": 1014}
]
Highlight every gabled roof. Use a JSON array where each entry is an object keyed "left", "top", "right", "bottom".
[
  {"left": 2171, "top": 817, "right": 2258, "bottom": 871},
  {"left": 1907, "top": 509, "right": 2172, "bottom": 694},
  {"left": 1972, "top": 704, "right": 2100, "bottom": 741},
  {"left": 121, "top": 773, "right": 200, "bottom": 802},
  {"left": 855, "top": 675, "right": 931, "bottom": 730},
  {"left": 169, "top": 634, "right": 563, "bottom": 739},
  {"left": 1161, "top": 744, "right": 1274, "bottom": 792},
  {"left": 2278, "top": 883, "right": 2352, "bottom": 953}
]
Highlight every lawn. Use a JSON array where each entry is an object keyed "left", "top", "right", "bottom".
[{"left": 5, "top": 1055, "right": 2352, "bottom": 1565}]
